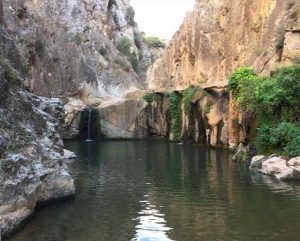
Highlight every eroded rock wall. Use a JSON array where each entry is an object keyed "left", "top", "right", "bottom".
[
  {"left": 136, "top": 88, "right": 229, "bottom": 146},
  {"left": 147, "top": 0, "right": 300, "bottom": 91},
  {"left": 0, "top": 12, "right": 75, "bottom": 238}
]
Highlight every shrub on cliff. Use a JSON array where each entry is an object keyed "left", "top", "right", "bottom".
[
  {"left": 228, "top": 65, "right": 300, "bottom": 157},
  {"left": 143, "top": 36, "right": 165, "bottom": 48},
  {"left": 117, "top": 37, "right": 132, "bottom": 56},
  {"left": 126, "top": 6, "right": 135, "bottom": 26},
  {"left": 143, "top": 93, "right": 156, "bottom": 104},
  {"left": 228, "top": 67, "right": 259, "bottom": 111}
]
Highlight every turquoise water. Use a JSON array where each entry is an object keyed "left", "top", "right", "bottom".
[{"left": 8, "top": 140, "right": 300, "bottom": 241}]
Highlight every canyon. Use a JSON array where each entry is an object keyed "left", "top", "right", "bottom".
[{"left": 1, "top": 0, "right": 300, "bottom": 238}]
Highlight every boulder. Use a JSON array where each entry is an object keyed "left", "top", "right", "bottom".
[
  {"left": 261, "top": 157, "right": 300, "bottom": 180},
  {"left": 249, "top": 155, "right": 266, "bottom": 170},
  {"left": 288, "top": 157, "right": 300, "bottom": 172},
  {"left": 63, "top": 149, "right": 77, "bottom": 159}
]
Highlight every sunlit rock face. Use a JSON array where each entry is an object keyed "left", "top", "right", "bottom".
[
  {"left": 147, "top": 0, "right": 300, "bottom": 91},
  {"left": 3, "top": 0, "right": 151, "bottom": 99},
  {"left": 0, "top": 22, "right": 74, "bottom": 238}
]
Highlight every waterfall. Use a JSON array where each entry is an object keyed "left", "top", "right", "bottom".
[{"left": 86, "top": 109, "right": 93, "bottom": 142}]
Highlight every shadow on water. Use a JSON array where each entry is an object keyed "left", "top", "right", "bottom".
[{"left": 7, "top": 140, "right": 300, "bottom": 241}]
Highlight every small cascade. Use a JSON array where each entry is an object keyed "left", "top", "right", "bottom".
[{"left": 86, "top": 108, "right": 93, "bottom": 142}]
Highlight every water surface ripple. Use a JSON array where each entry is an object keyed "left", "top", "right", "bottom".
[{"left": 8, "top": 140, "right": 300, "bottom": 241}]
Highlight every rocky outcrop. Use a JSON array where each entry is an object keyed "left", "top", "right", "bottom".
[
  {"left": 147, "top": 0, "right": 300, "bottom": 92},
  {"left": 136, "top": 87, "right": 229, "bottom": 146},
  {"left": 249, "top": 155, "right": 300, "bottom": 180},
  {"left": 0, "top": 18, "right": 75, "bottom": 238},
  {"left": 3, "top": 0, "right": 151, "bottom": 100},
  {"left": 62, "top": 89, "right": 147, "bottom": 139}
]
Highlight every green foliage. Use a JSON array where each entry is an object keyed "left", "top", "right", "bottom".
[
  {"left": 256, "top": 65, "right": 300, "bottom": 121},
  {"left": 117, "top": 37, "right": 132, "bottom": 56},
  {"left": 126, "top": 6, "right": 135, "bottom": 26},
  {"left": 143, "top": 36, "right": 166, "bottom": 48},
  {"left": 228, "top": 67, "right": 259, "bottom": 111},
  {"left": 143, "top": 93, "right": 156, "bottom": 104},
  {"left": 169, "top": 92, "right": 182, "bottom": 141},
  {"left": 74, "top": 32, "right": 84, "bottom": 45},
  {"left": 0, "top": 58, "right": 18, "bottom": 81},
  {"left": 182, "top": 86, "right": 196, "bottom": 116},
  {"left": 134, "top": 33, "right": 142, "bottom": 49},
  {"left": 229, "top": 65, "right": 300, "bottom": 157},
  {"left": 114, "top": 57, "right": 131, "bottom": 72},
  {"left": 35, "top": 39, "right": 45, "bottom": 58},
  {"left": 256, "top": 122, "right": 300, "bottom": 157},
  {"left": 20, "top": 64, "right": 29, "bottom": 77},
  {"left": 128, "top": 53, "right": 139, "bottom": 73},
  {"left": 203, "top": 104, "right": 211, "bottom": 114}
]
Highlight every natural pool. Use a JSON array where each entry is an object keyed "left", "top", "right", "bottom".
[{"left": 8, "top": 140, "right": 300, "bottom": 241}]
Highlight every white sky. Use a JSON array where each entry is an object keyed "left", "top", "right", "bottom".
[{"left": 130, "top": 0, "right": 195, "bottom": 40}]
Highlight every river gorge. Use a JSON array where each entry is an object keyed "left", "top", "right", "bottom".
[{"left": 1, "top": 0, "right": 300, "bottom": 240}]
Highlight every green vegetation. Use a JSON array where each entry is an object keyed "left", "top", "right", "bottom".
[
  {"left": 0, "top": 58, "right": 18, "bottom": 81},
  {"left": 182, "top": 86, "right": 196, "bottom": 117},
  {"left": 228, "top": 67, "right": 259, "bottom": 111},
  {"left": 117, "top": 37, "right": 132, "bottom": 56},
  {"left": 126, "top": 6, "right": 135, "bottom": 26},
  {"left": 143, "top": 93, "right": 156, "bottom": 104},
  {"left": 116, "top": 37, "right": 140, "bottom": 73},
  {"left": 169, "top": 92, "right": 182, "bottom": 141},
  {"left": 114, "top": 57, "right": 131, "bottom": 72},
  {"left": 134, "top": 33, "right": 142, "bottom": 49},
  {"left": 143, "top": 36, "right": 166, "bottom": 48},
  {"left": 257, "top": 122, "right": 300, "bottom": 157},
  {"left": 203, "top": 104, "right": 211, "bottom": 114},
  {"left": 73, "top": 32, "right": 84, "bottom": 45},
  {"left": 228, "top": 65, "right": 300, "bottom": 156},
  {"left": 128, "top": 53, "right": 139, "bottom": 73},
  {"left": 35, "top": 39, "right": 45, "bottom": 58}
]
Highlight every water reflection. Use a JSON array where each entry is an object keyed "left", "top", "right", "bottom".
[
  {"left": 132, "top": 194, "right": 173, "bottom": 241},
  {"left": 7, "top": 140, "right": 300, "bottom": 241}
]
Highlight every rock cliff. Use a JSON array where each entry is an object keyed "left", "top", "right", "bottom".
[
  {"left": 144, "top": 0, "right": 300, "bottom": 147},
  {"left": 147, "top": 0, "right": 300, "bottom": 91},
  {"left": 2, "top": 0, "right": 154, "bottom": 139},
  {"left": 0, "top": 10, "right": 74, "bottom": 238},
  {"left": 4, "top": 0, "right": 151, "bottom": 100}
]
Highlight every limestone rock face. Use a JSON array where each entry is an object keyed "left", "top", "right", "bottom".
[
  {"left": 147, "top": 0, "right": 300, "bottom": 91},
  {"left": 0, "top": 24, "right": 75, "bottom": 238},
  {"left": 136, "top": 87, "right": 229, "bottom": 146},
  {"left": 62, "top": 89, "right": 147, "bottom": 139},
  {"left": 3, "top": 0, "right": 151, "bottom": 99}
]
